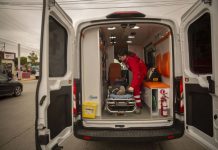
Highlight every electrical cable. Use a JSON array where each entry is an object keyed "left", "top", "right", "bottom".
[{"left": 0, "top": 38, "right": 39, "bottom": 52}]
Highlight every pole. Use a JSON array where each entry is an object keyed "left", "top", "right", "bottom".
[{"left": 18, "top": 43, "right": 21, "bottom": 80}]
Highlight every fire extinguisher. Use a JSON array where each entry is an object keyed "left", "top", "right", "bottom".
[{"left": 160, "top": 90, "right": 168, "bottom": 117}]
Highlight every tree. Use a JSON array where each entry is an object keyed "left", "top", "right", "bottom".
[
  {"left": 15, "top": 57, "right": 28, "bottom": 67},
  {"left": 28, "top": 52, "right": 38, "bottom": 66}
]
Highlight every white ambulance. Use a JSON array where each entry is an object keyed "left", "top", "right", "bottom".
[{"left": 35, "top": 0, "right": 218, "bottom": 149}]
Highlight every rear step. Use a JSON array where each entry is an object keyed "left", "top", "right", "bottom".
[{"left": 74, "top": 119, "right": 184, "bottom": 141}]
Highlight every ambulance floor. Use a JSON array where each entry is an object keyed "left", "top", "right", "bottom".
[{"left": 95, "top": 105, "right": 173, "bottom": 121}]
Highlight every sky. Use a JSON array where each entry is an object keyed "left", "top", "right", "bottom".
[{"left": 0, "top": 0, "right": 197, "bottom": 56}]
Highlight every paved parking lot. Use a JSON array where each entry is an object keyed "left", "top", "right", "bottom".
[{"left": 0, "top": 80, "right": 207, "bottom": 150}]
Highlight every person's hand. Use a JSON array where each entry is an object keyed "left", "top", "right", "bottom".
[{"left": 128, "top": 86, "right": 134, "bottom": 92}]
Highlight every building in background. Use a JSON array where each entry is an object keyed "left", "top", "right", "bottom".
[{"left": 0, "top": 51, "right": 16, "bottom": 75}]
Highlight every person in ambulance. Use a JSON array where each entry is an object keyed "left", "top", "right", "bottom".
[{"left": 118, "top": 50, "right": 147, "bottom": 113}]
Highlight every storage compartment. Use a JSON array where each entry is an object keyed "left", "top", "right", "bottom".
[
  {"left": 82, "top": 101, "right": 98, "bottom": 119},
  {"left": 144, "top": 82, "right": 170, "bottom": 117},
  {"left": 80, "top": 21, "right": 174, "bottom": 128}
]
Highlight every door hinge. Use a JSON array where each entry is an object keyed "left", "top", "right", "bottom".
[
  {"left": 37, "top": 124, "right": 46, "bottom": 130},
  {"left": 38, "top": 134, "right": 49, "bottom": 145},
  {"left": 202, "top": 0, "right": 212, "bottom": 5}
]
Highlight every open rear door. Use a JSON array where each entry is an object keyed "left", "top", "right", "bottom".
[
  {"left": 181, "top": 0, "right": 218, "bottom": 149},
  {"left": 35, "top": 0, "right": 74, "bottom": 149}
]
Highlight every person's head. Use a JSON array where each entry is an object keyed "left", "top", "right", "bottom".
[
  {"left": 118, "top": 51, "right": 127, "bottom": 62},
  {"left": 117, "top": 50, "right": 135, "bottom": 62}
]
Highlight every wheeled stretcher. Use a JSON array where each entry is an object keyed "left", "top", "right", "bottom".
[
  {"left": 106, "top": 93, "right": 136, "bottom": 113},
  {"left": 106, "top": 63, "right": 136, "bottom": 113}
]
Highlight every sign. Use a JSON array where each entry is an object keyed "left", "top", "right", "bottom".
[{"left": 4, "top": 52, "right": 15, "bottom": 60}]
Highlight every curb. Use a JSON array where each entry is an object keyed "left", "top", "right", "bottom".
[{"left": 19, "top": 79, "right": 38, "bottom": 83}]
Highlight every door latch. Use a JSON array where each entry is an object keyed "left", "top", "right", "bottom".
[
  {"left": 207, "top": 76, "right": 215, "bottom": 94},
  {"left": 202, "top": 0, "right": 212, "bottom": 5},
  {"left": 40, "top": 95, "right": 47, "bottom": 106},
  {"left": 52, "top": 144, "right": 63, "bottom": 150},
  {"left": 214, "top": 114, "right": 218, "bottom": 120}
]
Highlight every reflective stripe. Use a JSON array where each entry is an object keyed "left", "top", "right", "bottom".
[
  {"left": 135, "top": 100, "right": 141, "bottom": 103},
  {"left": 134, "top": 95, "right": 140, "bottom": 98}
]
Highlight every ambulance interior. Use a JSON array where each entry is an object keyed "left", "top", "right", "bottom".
[{"left": 81, "top": 22, "right": 174, "bottom": 124}]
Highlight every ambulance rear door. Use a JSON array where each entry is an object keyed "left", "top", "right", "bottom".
[
  {"left": 180, "top": 0, "right": 218, "bottom": 149},
  {"left": 35, "top": 0, "right": 75, "bottom": 149}
]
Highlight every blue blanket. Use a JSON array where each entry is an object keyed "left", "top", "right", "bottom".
[{"left": 109, "top": 94, "right": 133, "bottom": 99}]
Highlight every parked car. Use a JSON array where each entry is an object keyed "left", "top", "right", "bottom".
[
  {"left": 31, "top": 65, "right": 40, "bottom": 75},
  {"left": 35, "top": 69, "right": 39, "bottom": 79},
  {"left": 0, "top": 73, "right": 23, "bottom": 97}
]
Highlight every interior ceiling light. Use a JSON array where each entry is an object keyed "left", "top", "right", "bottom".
[
  {"left": 109, "top": 36, "right": 116, "bottom": 39},
  {"left": 110, "top": 38, "right": 116, "bottom": 44},
  {"left": 132, "top": 26, "right": 140, "bottom": 29},
  {"left": 128, "top": 35, "right": 135, "bottom": 39},
  {"left": 107, "top": 27, "right": 116, "bottom": 30},
  {"left": 110, "top": 41, "right": 116, "bottom": 44},
  {"left": 126, "top": 40, "right": 132, "bottom": 44}
]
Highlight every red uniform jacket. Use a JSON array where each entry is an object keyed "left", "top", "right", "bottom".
[{"left": 124, "top": 54, "right": 147, "bottom": 89}]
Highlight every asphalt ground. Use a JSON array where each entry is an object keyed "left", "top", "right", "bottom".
[{"left": 0, "top": 80, "right": 207, "bottom": 150}]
